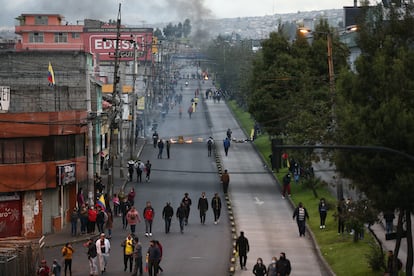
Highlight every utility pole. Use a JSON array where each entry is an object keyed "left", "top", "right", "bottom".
[
  {"left": 130, "top": 42, "right": 138, "bottom": 159},
  {"left": 85, "top": 67, "right": 94, "bottom": 205},
  {"left": 108, "top": 3, "right": 122, "bottom": 197}
]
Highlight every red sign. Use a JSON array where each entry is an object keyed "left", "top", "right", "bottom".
[
  {"left": 0, "top": 200, "right": 22, "bottom": 238},
  {"left": 84, "top": 28, "right": 153, "bottom": 62}
]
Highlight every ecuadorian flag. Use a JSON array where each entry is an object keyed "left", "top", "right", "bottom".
[
  {"left": 97, "top": 194, "right": 106, "bottom": 211},
  {"left": 48, "top": 62, "right": 56, "bottom": 86}
]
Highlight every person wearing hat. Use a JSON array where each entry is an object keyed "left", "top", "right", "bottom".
[
  {"left": 96, "top": 233, "right": 111, "bottom": 274},
  {"left": 37, "top": 259, "right": 50, "bottom": 276}
]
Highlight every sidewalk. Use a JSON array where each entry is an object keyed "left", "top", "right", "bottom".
[
  {"left": 313, "top": 160, "right": 409, "bottom": 268},
  {"left": 43, "top": 137, "right": 147, "bottom": 248},
  {"left": 204, "top": 91, "right": 330, "bottom": 275}
]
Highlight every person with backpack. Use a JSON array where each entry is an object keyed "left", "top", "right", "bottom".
[{"left": 143, "top": 201, "right": 155, "bottom": 237}]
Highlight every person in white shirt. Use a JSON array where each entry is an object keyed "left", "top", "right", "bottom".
[{"left": 95, "top": 233, "right": 111, "bottom": 273}]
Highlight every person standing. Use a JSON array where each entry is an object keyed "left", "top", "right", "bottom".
[
  {"left": 86, "top": 238, "right": 98, "bottom": 276},
  {"left": 128, "top": 160, "right": 135, "bottom": 181},
  {"left": 318, "top": 198, "right": 328, "bottom": 229},
  {"left": 384, "top": 210, "right": 395, "bottom": 234},
  {"left": 127, "top": 187, "right": 136, "bottom": 206},
  {"left": 96, "top": 233, "right": 111, "bottom": 274},
  {"left": 221, "top": 170, "right": 230, "bottom": 194},
  {"left": 267, "top": 256, "right": 278, "bottom": 276},
  {"left": 162, "top": 202, "right": 174, "bottom": 234},
  {"left": 282, "top": 173, "right": 291, "bottom": 199},
  {"left": 127, "top": 206, "right": 141, "bottom": 235},
  {"left": 276, "top": 252, "right": 291, "bottom": 276},
  {"left": 132, "top": 236, "right": 143, "bottom": 276},
  {"left": 207, "top": 137, "right": 213, "bottom": 157},
  {"left": 105, "top": 208, "right": 113, "bottom": 239},
  {"left": 145, "top": 160, "right": 152, "bottom": 182},
  {"left": 96, "top": 207, "right": 106, "bottom": 234},
  {"left": 51, "top": 259, "right": 61, "bottom": 276},
  {"left": 121, "top": 198, "right": 131, "bottom": 230},
  {"left": 152, "top": 131, "right": 158, "bottom": 148},
  {"left": 87, "top": 206, "right": 97, "bottom": 234},
  {"left": 70, "top": 207, "right": 78, "bottom": 236},
  {"left": 147, "top": 240, "right": 161, "bottom": 276},
  {"left": 37, "top": 259, "right": 50, "bottom": 276},
  {"left": 236, "top": 231, "right": 249, "bottom": 270},
  {"left": 112, "top": 194, "right": 120, "bottom": 217},
  {"left": 293, "top": 202, "right": 309, "bottom": 237},
  {"left": 197, "top": 192, "right": 209, "bottom": 224},
  {"left": 77, "top": 188, "right": 85, "bottom": 209},
  {"left": 176, "top": 202, "right": 187, "bottom": 234},
  {"left": 122, "top": 233, "right": 134, "bottom": 272},
  {"left": 252, "top": 257, "right": 267, "bottom": 276},
  {"left": 223, "top": 137, "right": 231, "bottom": 156},
  {"left": 166, "top": 140, "right": 171, "bottom": 159},
  {"left": 80, "top": 204, "right": 88, "bottom": 235},
  {"left": 143, "top": 201, "right": 155, "bottom": 237},
  {"left": 337, "top": 198, "right": 346, "bottom": 234},
  {"left": 157, "top": 139, "right": 164, "bottom": 159},
  {"left": 385, "top": 250, "right": 402, "bottom": 276},
  {"left": 61, "top": 242, "right": 74, "bottom": 276},
  {"left": 211, "top": 193, "right": 222, "bottom": 224},
  {"left": 181, "top": 193, "right": 192, "bottom": 225}
]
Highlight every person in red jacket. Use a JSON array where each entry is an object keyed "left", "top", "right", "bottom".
[
  {"left": 37, "top": 259, "right": 50, "bottom": 276},
  {"left": 88, "top": 206, "right": 98, "bottom": 234},
  {"left": 143, "top": 201, "right": 155, "bottom": 237}
]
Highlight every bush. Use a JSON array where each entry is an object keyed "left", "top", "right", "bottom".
[{"left": 365, "top": 240, "right": 385, "bottom": 271}]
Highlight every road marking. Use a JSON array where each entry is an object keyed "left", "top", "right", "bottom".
[{"left": 254, "top": 197, "right": 264, "bottom": 205}]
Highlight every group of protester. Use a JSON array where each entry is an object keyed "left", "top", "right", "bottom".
[{"left": 128, "top": 159, "right": 152, "bottom": 183}]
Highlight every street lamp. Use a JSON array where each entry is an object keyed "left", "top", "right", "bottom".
[{"left": 299, "top": 28, "right": 335, "bottom": 126}]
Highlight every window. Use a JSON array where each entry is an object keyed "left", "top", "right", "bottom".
[
  {"left": 2, "top": 139, "right": 23, "bottom": 164},
  {"left": 24, "top": 138, "right": 43, "bottom": 163},
  {"left": 54, "top": 32, "right": 68, "bottom": 43},
  {"left": 29, "top": 32, "right": 44, "bottom": 43},
  {"left": 71, "top": 32, "right": 80, "bottom": 39},
  {"left": 34, "top": 16, "right": 48, "bottom": 25}
]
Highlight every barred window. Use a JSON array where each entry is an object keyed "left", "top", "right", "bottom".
[
  {"left": 54, "top": 32, "right": 68, "bottom": 43},
  {"left": 29, "top": 32, "right": 44, "bottom": 43}
]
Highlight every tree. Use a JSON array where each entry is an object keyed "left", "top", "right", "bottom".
[
  {"left": 335, "top": 2, "right": 414, "bottom": 275},
  {"left": 183, "top": 19, "right": 191, "bottom": 38}
]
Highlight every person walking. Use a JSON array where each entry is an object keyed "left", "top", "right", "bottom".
[
  {"left": 252, "top": 257, "right": 267, "bottom": 276},
  {"left": 207, "top": 137, "right": 213, "bottom": 157},
  {"left": 223, "top": 136, "right": 231, "bottom": 156},
  {"left": 282, "top": 173, "right": 291, "bottom": 199},
  {"left": 112, "top": 194, "right": 120, "bottom": 217},
  {"left": 61, "top": 242, "right": 74, "bottom": 276},
  {"left": 166, "top": 140, "right": 171, "bottom": 159},
  {"left": 145, "top": 160, "right": 152, "bottom": 182},
  {"left": 221, "top": 170, "right": 230, "bottom": 194},
  {"left": 157, "top": 139, "right": 164, "bottom": 159},
  {"left": 121, "top": 198, "right": 131, "bottom": 230},
  {"left": 127, "top": 187, "right": 136, "bottom": 206},
  {"left": 70, "top": 207, "right": 78, "bottom": 236},
  {"left": 162, "top": 202, "right": 174, "bottom": 234},
  {"left": 267, "top": 256, "right": 278, "bottom": 276},
  {"left": 147, "top": 240, "right": 161, "bottom": 276},
  {"left": 127, "top": 206, "right": 141, "bottom": 235},
  {"left": 96, "top": 207, "right": 106, "bottom": 234},
  {"left": 235, "top": 231, "right": 250, "bottom": 270},
  {"left": 128, "top": 160, "right": 135, "bottom": 181},
  {"left": 96, "top": 233, "right": 111, "bottom": 274},
  {"left": 155, "top": 240, "right": 164, "bottom": 273},
  {"left": 276, "top": 252, "right": 291, "bottom": 276},
  {"left": 85, "top": 238, "right": 98, "bottom": 276},
  {"left": 293, "top": 202, "right": 309, "bottom": 237},
  {"left": 181, "top": 193, "right": 192, "bottom": 225},
  {"left": 211, "top": 193, "right": 222, "bottom": 224},
  {"left": 176, "top": 202, "right": 187, "bottom": 234},
  {"left": 122, "top": 233, "right": 134, "bottom": 272},
  {"left": 318, "top": 198, "right": 328, "bottom": 229},
  {"left": 135, "top": 160, "right": 145, "bottom": 183},
  {"left": 132, "top": 236, "right": 143, "bottom": 276},
  {"left": 197, "top": 192, "right": 209, "bottom": 224},
  {"left": 143, "top": 201, "right": 155, "bottom": 237}
]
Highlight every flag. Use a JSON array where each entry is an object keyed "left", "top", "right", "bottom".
[
  {"left": 97, "top": 194, "right": 106, "bottom": 211},
  {"left": 48, "top": 62, "right": 55, "bottom": 86}
]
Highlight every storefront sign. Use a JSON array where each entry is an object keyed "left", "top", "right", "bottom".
[{"left": 56, "top": 163, "right": 76, "bottom": 186}]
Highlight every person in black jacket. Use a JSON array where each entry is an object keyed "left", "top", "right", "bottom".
[
  {"left": 211, "top": 193, "right": 222, "bottom": 224},
  {"left": 318, "top": 198, "right": 328, "bottom": 229},
  {"left": 236, "top": 231, "right": 250, "bottom": 270},
  {"left": 293, "top": 202, "right": 309, "bottom": 237},
  {"left": 252, "top": 257, "right": 267, "bottom": 276},
  {"left": 276, "top": 252, "right": 291, "bottom": 276},
  {"left": 176, "top": 202, "right": 187, "bottom": 234},
  {"left": 86, "top": 238, "right": 98, "bottom": 276},
  {"left": 162, "top": 202, "right": 174, "bottom": 234},
  {"left": 197, "top": 192, "right": 209, "bottom": 224}
]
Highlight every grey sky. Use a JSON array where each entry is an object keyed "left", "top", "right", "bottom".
[{"left": 1, "top": 0, "right": 358, "bottom": 28}]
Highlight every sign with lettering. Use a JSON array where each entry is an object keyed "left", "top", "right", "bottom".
[
  {"left": 0, "top": 86, "right": 10, "bottom": 113},
  {"left": 0, "top": 199, "right": 21, "bottom": 238},
  {"left": 56, "top": 163, "right": 76, "bottom": 186}
]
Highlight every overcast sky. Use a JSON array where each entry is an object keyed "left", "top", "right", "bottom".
[{"left": 1, "top": 0, "right": 360, "bottom": 27}]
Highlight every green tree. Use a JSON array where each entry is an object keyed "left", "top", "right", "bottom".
[
  {"left": 335, "top": 2, "right": 414, "bottom": 275},
  {"left": 183, "top": 19, "right": 191, "bottom": 38}
]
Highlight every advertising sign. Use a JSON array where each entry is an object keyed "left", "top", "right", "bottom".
[
  {"left": 56, "top": 163, "right": 76, "bottom": 186},
  {"left": 0, "top": 86, "right": 10, "bottom": 113},
  {"left": 0, "top": 199, "right": 21, "bottom": 238},
  {"left": 84, "top": 28, "right": 153, "bottom": 62}
]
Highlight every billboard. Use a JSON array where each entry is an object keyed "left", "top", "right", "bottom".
[
  {"left": 84, "top": 28, "right": 153, "bottom": 62},
  {"left": 0, "top": 86, "right": 10, "bottom": 113}
]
